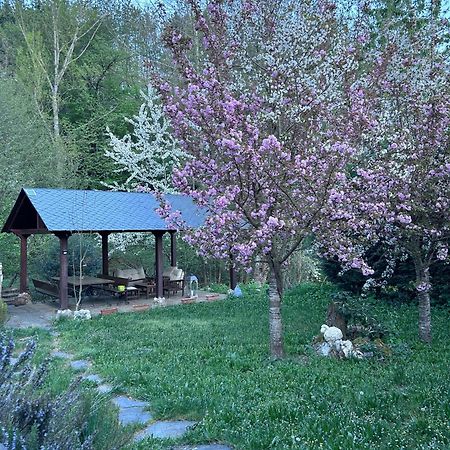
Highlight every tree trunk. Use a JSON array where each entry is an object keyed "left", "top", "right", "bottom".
[
  {"left": 413, "top": 258, "right": 432, "bottom": 343},
  {"left": 51, "top": 83, "right": 65, "bottom": 179},
  {"left": 52, "top": 85, "right": 60, "bottom": 139},
  {"left": 326, "top": 302, "right": 348, "bottom": 338},
  {"left": 268, "top": 259, "right": 284, "bottom": 359}
]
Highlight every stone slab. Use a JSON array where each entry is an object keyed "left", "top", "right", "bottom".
[
  {"left": 134, "top": 420, "right": 197, "bottom": 441},
  {"left": 51, "top": 350, "right": 73, "bottom": 359},
  {"left": 112, "top": 395, "right": 149, "bottom": 409},
  {"left": 118, "top": 407, "right": 152, "bottom": 426},
  {"left": 82, "top": 373, "right": 103, "bottom": 384},
  {"left": 97, "top": 384, "right": 113, "bottom": 394},
  {"left": 70, "top": 359, "right": 91, "bottom": 371}
]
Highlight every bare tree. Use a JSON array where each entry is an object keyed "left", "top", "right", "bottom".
[{"left": 15, "top": 0, "right": 102, "bottom": 176}]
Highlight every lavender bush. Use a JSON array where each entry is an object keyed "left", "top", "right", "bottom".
[{"left": 0, "top": 333, "right": 126, "bottom": 450}]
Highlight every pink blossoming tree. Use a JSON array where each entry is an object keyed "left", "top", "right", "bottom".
[
  {"left": 320, "top": 7, "right": 450, "bottom": 342},
  {"left": 154, "top": 0, "right": 365, "bottom": 358}
]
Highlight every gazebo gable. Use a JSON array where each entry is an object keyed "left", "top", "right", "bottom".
[{"left": 2, "top": 189, "right": 48, "bottom": 234}]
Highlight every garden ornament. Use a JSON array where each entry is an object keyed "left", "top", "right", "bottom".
[
  {"left": 189, "top": 275, "right": 199, "bottom": 298},
  {"left": 233, "top": 284, "right": 243, "bottom": 297}
]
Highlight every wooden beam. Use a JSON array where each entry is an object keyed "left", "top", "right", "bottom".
[
  {"left": 170, "top": 231, "right": 177, "bottom": 267},
  {"left": 57, "top": 233, "right": 70, "bottom": 309},
  {"left": 11, "top": 228, "right": 49, "bottom": 235},
  {"left": 19, "top": 234, "right": 30, "bottom": 292},
  {"left": 154, "top": 231, "right": 164, "bottom": 298}
]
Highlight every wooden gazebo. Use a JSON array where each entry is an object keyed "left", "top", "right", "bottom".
[{"left": 2, "top": 188, "right": 206, "bottom": 308}]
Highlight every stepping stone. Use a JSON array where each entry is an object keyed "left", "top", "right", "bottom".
[
  {"left": 97, "top": 384, "right": 113, "bottom": 394},
  {"left": 118, "top": 407, "right": 152, "bottom": 426},
  {"left": 70, "top": 359, "right": 91, "bottom": 371},
  {"left": 174, "top": 446, "right": 232, "bottom": 450},
  {"left": 50, "top": 331, "right": 60, "bottom": 337},
  {"left": 51, "top": 350, "right": 73, "bottom": 359},
  {"left": 82, "top": 373, "right": 103, "bottom": 384},
  {"left": 134, "top": 420, "right": 197, "bottom": 441},
  {"left": 112, "top": 395, "right": 149, "bottom": 409}
]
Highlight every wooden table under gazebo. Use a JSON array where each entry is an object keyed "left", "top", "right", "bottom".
[{"left": 1, "top": 188, "right": 207, "bottom": 309}]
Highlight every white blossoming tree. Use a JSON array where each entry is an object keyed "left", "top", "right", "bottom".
[
  {"left": 105, "top": 85, "right": 187, "bottom": 251},
  {"left": 105, "top": 85, "right": 187, "bottom": 193}
]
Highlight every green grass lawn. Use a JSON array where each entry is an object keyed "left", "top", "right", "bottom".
[{"left": 56, "top": 283, "right": 450, "bottom": 449}]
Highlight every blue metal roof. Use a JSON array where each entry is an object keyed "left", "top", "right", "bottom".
[{"left": 3, "top": 188, "right": 206, "bottom": 233}]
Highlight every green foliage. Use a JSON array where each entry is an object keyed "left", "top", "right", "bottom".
[
  {"left": 323, "top": 249, "right": 450, "bottom": 305},
  {"left": 57, "top": 284, "right": 450, "bottom": 449}
]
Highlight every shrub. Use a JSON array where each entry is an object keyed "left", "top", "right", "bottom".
[{"left": 329, "top": 291, "right": 388, "bottom": 340}]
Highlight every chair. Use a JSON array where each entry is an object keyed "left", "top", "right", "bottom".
[{"left": 163, "top": 267, "right": 185, "bottom": 297}]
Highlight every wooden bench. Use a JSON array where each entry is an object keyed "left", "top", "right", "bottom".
[{"left": 32, "top": 279, "right": 59, "bottom": 298}]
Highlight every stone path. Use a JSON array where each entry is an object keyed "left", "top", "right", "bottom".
[
  {"left": 51, "top": 350, "right": 73, "bottom": 359},
  {"left": 112, "top": 396, "right": 153, "bottom": 426},
  {"left": 46, "top": 332, "right": 232, "bottom": 447},
  {"left": 135, "top": 420, "right": 197, "bottom": 441},
  {"left": 70, "top": 359, "right": 91, "bottom": 371}
]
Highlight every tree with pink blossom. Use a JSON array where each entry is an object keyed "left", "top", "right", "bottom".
[
  {"left": 319, "top": 6, "right": 450, "bottom": 343},
  {"left": 154, "top": 0, "right": 366, "bottom": 358}
]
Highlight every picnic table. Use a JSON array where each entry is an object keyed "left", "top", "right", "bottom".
[{"left": 52, "top": 276, "right": 113, "bottom": 297}]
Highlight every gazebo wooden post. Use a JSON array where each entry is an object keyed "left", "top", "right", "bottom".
[
  {"left": 169, "top": 231, "right": 177, "bottom": 267},
  {"left": 19, "top": 234, "right": 30, "bottom": 292},
  {"left": 154, "top": 231, "right": 164, "bottom": 299},
  {"left": 57, "top": 232, "right": 70, "bottom": 309},
  {"left": 100, "top": 232, "right": 110, "bottom": 275}
]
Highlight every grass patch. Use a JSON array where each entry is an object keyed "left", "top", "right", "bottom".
[{"left": 56, "top": 283, "right": 450, "bottom": 449}]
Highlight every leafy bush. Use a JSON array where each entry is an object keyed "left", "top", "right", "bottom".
[
  {"left": 329, "top": 291, "right": 388, "bottom": 340},
  {"left": 323, "top": 247, "right": 450, "bottom": 305},
  {"left": 0, "top": 333, "right": 128, "bottom": 449},
  {"left": 0, "top": 300, "right": 7, "bottom": 325}
]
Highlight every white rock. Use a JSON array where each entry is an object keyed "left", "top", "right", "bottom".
[
  {"left": 317, "top": 342, "right": 332, "bottom": 356},
  {"left": 320, "top": 324, "right": 329, "bottom": 334},
  {"left": 323, "top": 326, "right": 343, "bottom": 344},
  {"left": 73, "top": 309, "right": 91, "bottom": 320},
  {"left": 56, "top": 309, "right": 73, "bottom": 320},
  {"left": 341, "top": 340, "right": 353, "bottom": 358}
]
